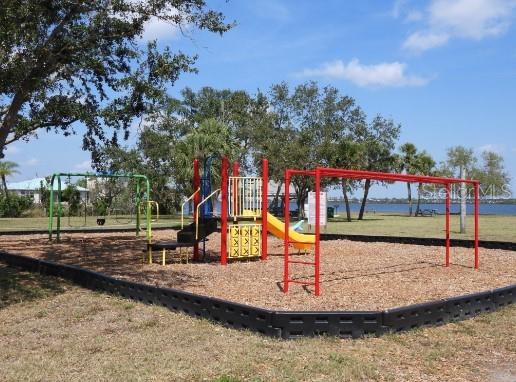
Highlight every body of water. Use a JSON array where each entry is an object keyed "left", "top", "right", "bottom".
[
  {"left": 326, "top": 201, "right": 516, "bottom": 216},
  {"left": 191, "top": 200, "right": 516, "bottom": 216}
]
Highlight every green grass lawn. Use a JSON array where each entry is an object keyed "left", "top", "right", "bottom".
[
  {"left": 0, "top": 215, "right": 188, "bottom": 231},
  {"left": 303, "top": 213, "right": 516, "bottom": 242},
  {"left": 1, "top": 212, "right": 515, "bottom": 242},
  {"left": 0, "top": 264, "right": 514, "bottom": 382}
]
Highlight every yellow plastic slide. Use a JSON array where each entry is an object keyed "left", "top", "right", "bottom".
[{"left": 266, "top": 212, "right": 315, "bottom": 251}]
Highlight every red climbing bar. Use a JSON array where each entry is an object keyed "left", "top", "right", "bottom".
[
  {"left": 261, "top": 158, "right": 268, "bottom": 260},
  {"left": 283, "top": 170, "right": 290, "bottom": 293},
  {"left": 314, "top": 168, "right": 321, "bottom": 296},
  {"left": 474, "top": 182, "right": 479, "bottom": 269},
  {"left": 445, "top": 183, "right": 451, "bottom": 267}
]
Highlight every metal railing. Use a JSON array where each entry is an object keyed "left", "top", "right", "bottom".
[
  {"left": 195, "top": 189, "right": 220, "bottom": 239},
  {"left": 147, "top": 201, "right": 160, "bottom": 223},
  {"left": 228, "top": 176, "right": 262, "bottom": 218},
  {"left": 181, "top": 188, "right": 200, "bottom": 229}
]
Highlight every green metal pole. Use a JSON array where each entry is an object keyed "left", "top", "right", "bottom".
[
  {"left": 48, "top": 174, "right": 55, "bottom": 240},
  {"left": 136, "top": 179, "right": 141, "bottom": 236},
  {"left": 145, "top": 176, "right": 151, "bottom": 242},
  {"left": 57, "top": 175, "right": 62, "bottom": 241}
]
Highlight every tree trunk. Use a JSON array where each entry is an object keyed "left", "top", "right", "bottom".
[
  {"left": 271, "top": 181, "right": 282, "bottom": 211},
  {"left": 358, "top": 179, "right": 371, "bottom": 220},
  {"left": 406, "top": 182, "right": 412, "bottom": 216},
  {"left": 1, "top": 175, "right": 7, "bottom": 198},
  {"left": 341, "top": 179, "right": 351, "bottom": 222},
  {"left": 415, "top": 182, "right": 422, "bottom": 216},
  {"left": 460, "top": 166, "right": 467, "bottom": 233}
]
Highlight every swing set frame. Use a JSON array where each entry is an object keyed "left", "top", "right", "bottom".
[{"left": 48, "top": 172, "right": 151, "bottom": 241}]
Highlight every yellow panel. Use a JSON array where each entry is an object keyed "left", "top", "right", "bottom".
[{"left": 227, "top": 223, "right": 262, "bottom": 259}]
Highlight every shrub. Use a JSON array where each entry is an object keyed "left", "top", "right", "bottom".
[
  {"left": 62, "top": 185, "right": 81, "bottom": 216},
  {"left": 0, "top": 194, "right": 34, "bottom": 217}
]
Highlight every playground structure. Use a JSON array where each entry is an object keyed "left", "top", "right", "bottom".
[
  {"left": 45, "top": 166, "right": 482, "bottom": 300},
  {"left": 283, "top": 167, "right": 481, "bottom": 296},
  {"left": 147, "top": 156, "right": 315, "bottom": 265},
  {"left": 48, "top": 172, "right": 152, "bottom": 241}
]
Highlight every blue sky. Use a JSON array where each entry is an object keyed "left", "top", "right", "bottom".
[{"left": 5, "top": 0, "right": 516, "bottom": 198}]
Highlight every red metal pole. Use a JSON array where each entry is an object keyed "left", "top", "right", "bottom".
[
  {"left": 314, "top": 168, "right": 321, "bottom": 296},
  {"left": 283, "top": 170, "right": 290, "bottom": 293},
  {"left": 261, "top": 158, "right": 268, "bottom": 260},
  {"left": 220, "top": 157, "right": 229, "bottom": 265},
  {"left": 474, "top": 182, "right": 479, "bottom": 270},
  {"left": 445, "top": 183, "right": 450, "bottom": 267},
  {"left": 193, "top": 159, "right": 200, "bottom": 261}
]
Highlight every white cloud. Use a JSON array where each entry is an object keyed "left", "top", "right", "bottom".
[
  {"left": 402, "top": 0, "right": 516, "bottom": 52},
  {"left": 4, "top": 145, "right": 20, "bottom": 155},
  {"left": 402, "top": 31, "right": 450, "bottom": 52},
  {"left": 24, "top": 158, "right": 39, "bottom": 166},
  {"left": 141, "top": 17, "right": 181, "bottom": 41},
  {"left": 73, "top": 160, "right": 92, "bottom": 172},
  {"left": 298, "top": 59, "right": 431, "bottom": 88},
  {"left": 429, "top": 0, "right": 515, "bottom": 39}
]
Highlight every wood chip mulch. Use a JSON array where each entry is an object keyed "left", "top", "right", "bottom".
[{"left": 1, "top": 230, "right": 514, "bottom": 311}]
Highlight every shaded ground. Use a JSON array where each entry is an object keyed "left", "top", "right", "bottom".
[
  {"left": 0, "top": 266, "right": 514, "bottom": 382},
  {"left": 1, "top": 230, "right": 515, "bottom": 311}
]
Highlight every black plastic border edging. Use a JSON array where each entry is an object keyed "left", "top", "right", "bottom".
[
  {"left": 0, "top": 251, "right": 514, "bottom": 339},
  {"left": 320, "top": 233, "right": 516, "bottom": 251}
]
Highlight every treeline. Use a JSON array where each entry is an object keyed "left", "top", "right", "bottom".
[{"left": 97, "top": 81, "right": 510, "bottom": 218}]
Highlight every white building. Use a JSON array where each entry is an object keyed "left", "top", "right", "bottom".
[{"left": 6, "top": 177, "right": 89, "bottom": 204}]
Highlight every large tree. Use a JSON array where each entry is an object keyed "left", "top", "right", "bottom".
[
  {"left": 355, "top": 115, "right": 400, "bottom": 220},
  {"left": 328, "top": 138, "right": 364, "bottom": 222},
  {"left": 471, "top": 151, "right": 511, "bottom": 199},
  {"left": 98, "top": 91, "right": 243, "bottom": 212},
  {"left": 0, "top": 0, "right": 233, "bottom": 159}
]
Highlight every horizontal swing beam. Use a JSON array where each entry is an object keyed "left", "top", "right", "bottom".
[{"left": 287, "top": 168, "right": 480, "bottom": 186}]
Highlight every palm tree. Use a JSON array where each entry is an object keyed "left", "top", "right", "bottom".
[
  {"left": 0, "top": 160, "right": 19, "bottom": 197},
  {"left": 398, "top": 143, "right": 418, "bottom": 216},
  {"left": 446, "top": 146, "right": 476, "bottom": 233}
]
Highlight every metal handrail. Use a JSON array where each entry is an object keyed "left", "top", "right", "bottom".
[
  {"left": 181, "top": 188, "right": 200, "bottom": 229},
  {"left": 147, "top": 201, "right": 160, "bottom": 223},
  {"left": 195, "top": 189, "right": 220, "bottom": 239}
]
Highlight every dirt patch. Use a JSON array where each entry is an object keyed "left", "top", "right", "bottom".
[{"left": 0, "top": 230, "right": 514, "bottom": 311}]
